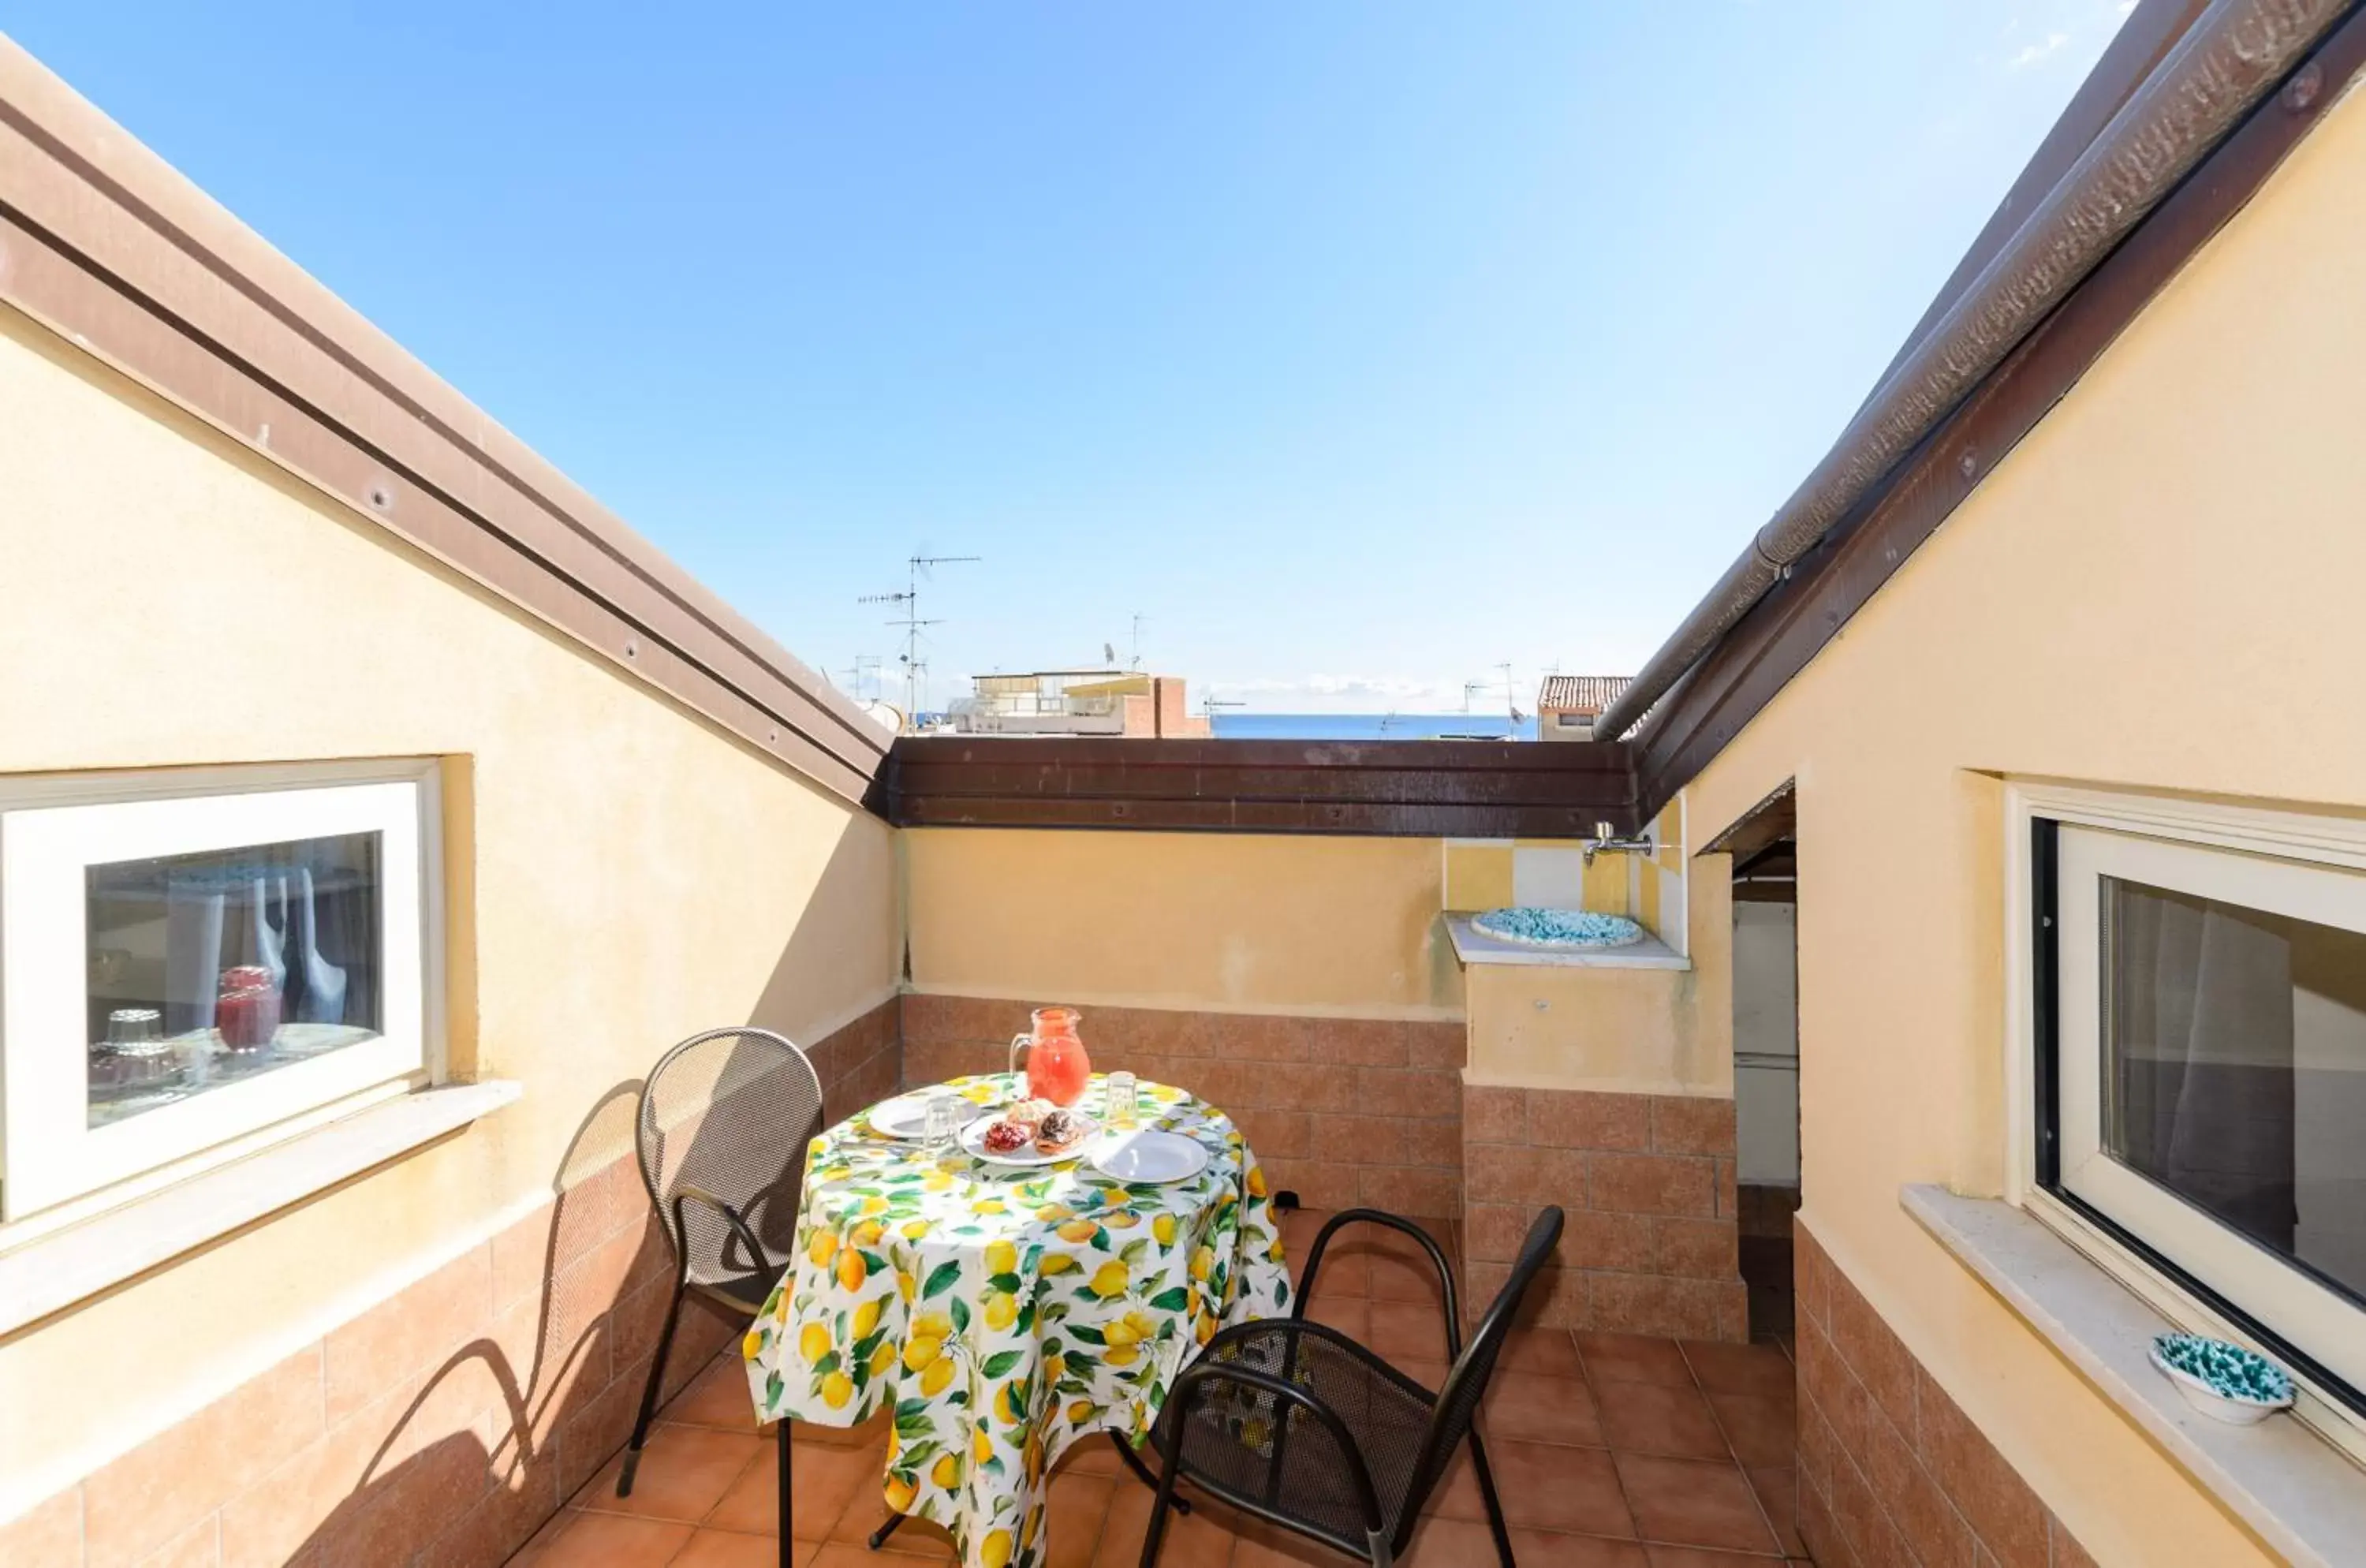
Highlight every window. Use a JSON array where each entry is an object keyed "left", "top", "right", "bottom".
[
  {"left": 2032, "top": 801, "right": 2366, "bottom": 1409},
  {"left": 2, "top": 762, "right": 439, "bottom": 1220}
]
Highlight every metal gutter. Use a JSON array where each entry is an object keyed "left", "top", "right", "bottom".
[{"left": 1595, "top": 0, "right": 2354, "bottom": 746}]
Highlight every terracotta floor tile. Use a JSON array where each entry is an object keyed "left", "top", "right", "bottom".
[
  {"left": 671, "top": 1528, "right": 785, "bottom": 1567},
  {"left": 665, "top": 1359, "right": 764, "bottom": 1432},
  {"left": 1052, "top": 1433, "right": 1125, "bottom": 1479},
  {"left": 1367, "top": 1300, "right": 1457, "bottom": 1364},
  {"left": 584, "top": 1424, "right": 768, "bottom": 1524},
  {"left": 1745, "top": 1469, "right": 1803, "bottom": 1558},
  {"left": 1576, "top": 1334, "right": 1692, "bottom": 1387},
  {"left": 1612, "top": 1455, "right": 1778, "bottom": 1555},
  {"left": 1303, "top": 1297, "right": 1371, "bottom": 1344},
  {"left": 1642, "top": 1547, "right": 1789, "bottom": 1565},
  {"left": 1394, "top": 1357, "right": 1453, "bottom": 1394},
  {"left": 1462, "top": 1439, "right": 1633, "bottom": 1538},
  {"left": 1593, "top": 1383, "right": 1730, "bottom": 1462},
  {"left": 1043, "top": 1472, "right": 1117, "bottom": 1568},
  {"left": 792, "top": 1410, "right": 893, "bottom": 1450},
  {"left": 1093, "top": 1477, "right": 1238, "bottom": 1566},
  {"left": 1497, "top": 1330, "right": 1584, "bottom": 1379},
  {"left": 533, "top": 1510, "right": 696, "bottom": 1567},
  {"left": 1404, "top": 1518, "right": 1647, "bottom": 1566},
  {"left": 1230, "top": 1514, "right": 1338, "bottom": 1566},
  {"left": 1679, "top": 1342, "right": 1794, "bottom": 1400},
  {"left": 1482, "top": 1372, "right": 1604, "bottom": 1447},
  {"left": 720, "top": 1439, "right": 874, "bottom": 1540},
  {"left": 1704, "top": 1394, "right": 1793, "bottom": 1469}
]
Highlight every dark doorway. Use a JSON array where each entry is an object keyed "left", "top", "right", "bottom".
[{"left": 1711, "top": 786, "right": 1800, "bottom": 1341}]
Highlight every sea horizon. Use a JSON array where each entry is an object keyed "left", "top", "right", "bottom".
[{"left": 1209, "top": 711, "right": 1538, "bottom": 741}]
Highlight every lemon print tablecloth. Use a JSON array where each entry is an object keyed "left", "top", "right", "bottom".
[{"left": 744, "top": 1072, "right": 1292, "bottom": 1568}]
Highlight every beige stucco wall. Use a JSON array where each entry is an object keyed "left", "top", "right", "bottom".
[
  {"left": 0, "top": 309, "right": 898, "bottom": 1515},
  {"left": 902, "top": 827, "right": 1463, "bottom": 1017},
  {"left": 1464, "top": 864, "right": 1730, "bottom": 1096},
  {"left": 1676, "top": 78, "right": 2366, "bottom": 1567}
]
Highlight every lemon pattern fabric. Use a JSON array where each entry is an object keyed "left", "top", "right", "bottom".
[{"left": 745, "top": 1073, "right": 1289, "bottom": 1568}]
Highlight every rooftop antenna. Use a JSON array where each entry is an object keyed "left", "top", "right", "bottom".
[
  {"left": 1461, "top": 680, "right": 1487, "bottom": 715},
  {"left": 838, "top": 654, "right": 884, "bottom": 702},
  {"left": 1498, "top": 661, "right": 1524, "bottom": 727},
  {"left": 860, "top": 551, "right": 979, "bottom": 719},
  {"left": 1129, "top": 612, "right": 1148, "bottom": 671}
]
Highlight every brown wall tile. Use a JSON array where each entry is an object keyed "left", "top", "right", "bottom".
[
  {"left": 1648, "top": 1096, "right": 1736, "bottom": 1155},
  {"left": 83, "top": 1346, "right": 326, "bottom": 1567},
  {"left": 1828, "top": 1267, "right": 1916, "bottom": 1439},
  {"left": 1464, "top": 1143, "right": 1584, "bottom": 1207},
  {"left": 1347, "top": 1066, "right": 1457, "bottom": 1119},
  {"left": 1586, "top": 1152, "right": 1717, "bottom": 1216},
  {"left": 1526, "top": 1088, "right": 1651, "bottom": 1151},
  {"left": 1650, "top": 1217, "right": 1739, "bottom": 1279},
  {"left": 1587, "top": 1272, "right": 1745, "bottom": 1340},
  {"left": 1405, "top": 1021, "right": 1466, "bottom": 1069},
  {"left": 0, "top": 1490, "right": 82, "bottom": 1567},
  {"left": 1304, "top": 1017, "right": 1409, "bottom": 1067},
  {"left": 1461, "top": 1085, "right": 1527, "bottom": 1145},
  {"left": 324, "top": 1249, "right": 495, "bottom": 1424},
  {"left": 1357, "top": 1164, "right": 1461, "bottom": 1219}
]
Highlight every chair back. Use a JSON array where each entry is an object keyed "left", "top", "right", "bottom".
[
  {"left": 634, "top": 1027, "right": 823, "bottom": 1289},
  {"left": 1392, "top": 1206, "right": 1565, "bottom": 1547}
]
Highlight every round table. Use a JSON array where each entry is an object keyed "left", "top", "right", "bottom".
[{"left": 744, "top": 1072, "right": 1293, "bottom": 1568}]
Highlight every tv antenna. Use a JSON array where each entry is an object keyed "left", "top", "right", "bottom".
[
  {"left": 1129, "top": 612, "right": 1148, "bottom": 671},
  {"left": 1497, "top": 661, "right": 1524, "bottom": 726},
  {"left": 860, "top": 552, "right": 980, "bottom": 718},
  {"left": 838, "top": 655, "right": 884, "bottom": 702}
]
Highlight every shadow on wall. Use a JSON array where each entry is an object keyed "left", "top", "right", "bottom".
[
  {"left": 751, "top": 820, "right": 903, "bottom": 1126},
  {"left": 283, "top": 1085, "right": 744, "bottom": 1567}
]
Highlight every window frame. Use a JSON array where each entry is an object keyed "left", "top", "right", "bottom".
[
  {"left": 2008, "top": 780, "right": 2366, "bottom": 1456},
  {"left": 0, "top": 760, "right": 444, "bottom": 1224}
]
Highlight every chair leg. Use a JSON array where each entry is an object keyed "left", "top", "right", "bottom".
[
  {"left": 1136, "top": 1445, "right": 1185, "bottom": 1567},
  {"left": 778, "top": 1420, "right": 794, "bottom": 1568},
  {"left": 616, "top": 1279, "right": 688, "bottom": 1497},
  {"left": 867, "top": 1513, "right": 908, "bottom": 1549},
  {"left": 1466, "top": 1429, "right": 1517, "bottom": 1568}
]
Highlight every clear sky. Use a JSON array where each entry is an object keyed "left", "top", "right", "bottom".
[{"left": 5, "top": 3, "right": 2131, "bottom": 715}]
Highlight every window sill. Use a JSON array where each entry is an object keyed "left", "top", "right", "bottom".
[
  {"left": 0, "top": 1080, "right": 519, "bottom": 1336},
  {"left": 1444, "top": 914, "right": 1689, "bottom": 971},
  {"left": 1902, "top": 1183, "right": 2366, "bottom": 1568}
]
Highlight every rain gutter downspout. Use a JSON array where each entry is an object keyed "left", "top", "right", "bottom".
[{"left": 1595, "top": 0, "right": 2355, "bottom": 747}]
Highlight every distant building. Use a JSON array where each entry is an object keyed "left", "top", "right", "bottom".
[
  {"left": 952, "top": 670, "right": 1212, "bottom": 737},
  {"left": 1536, "top": 674, "right": 1631, "bottom": 741}
]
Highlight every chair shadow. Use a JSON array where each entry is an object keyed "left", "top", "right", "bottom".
[{"left": 284, "top": 1081, "right": 747, "bottom": 1567}]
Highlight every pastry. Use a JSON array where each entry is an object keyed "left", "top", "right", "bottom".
[
  {"left": 1005, "top": 1097, "right": 1054, "bottom": 1129},
  {"left": 1035, "top": 1108, "right": 1091, "bottom": 1154},
  {"left": 981, "top": 1120, "right": 1032, "bottom": 1155}
]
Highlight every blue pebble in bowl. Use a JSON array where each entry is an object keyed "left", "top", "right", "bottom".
[
  {"left": 2149, "top": 1332, "right": 2293, "bottom": 1424},
  {"left": 1472, "top": 907, "right": 1644, "bottom": 949}
]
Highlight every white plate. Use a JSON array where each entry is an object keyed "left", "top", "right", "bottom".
[
  {"left": 864, "top": 1092, "right": 939, "bottom": 1140},
  {"left": 1090, "top": 1131, "right": 1208, "bottom": 1185},
  {"left": 959, "top": 1112, "right": 1100, "bottom": 1168}
]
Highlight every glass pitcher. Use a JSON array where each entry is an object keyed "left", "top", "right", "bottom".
[{"left": 1009, "top": 1006, "right": 1092, "bottom": 1107}]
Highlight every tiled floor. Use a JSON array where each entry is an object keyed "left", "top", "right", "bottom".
[{"left": 513, "top": 1210, "right": 1807, "bottom": 1567}]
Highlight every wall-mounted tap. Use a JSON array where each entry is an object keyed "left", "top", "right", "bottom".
[{"left": 1582, "top": 819, "right": 1659, "bottom": 864}]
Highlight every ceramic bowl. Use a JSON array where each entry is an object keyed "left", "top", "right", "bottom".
[{"left": 2148, "top": 1333, "right": 2294, "bottom": 1425}]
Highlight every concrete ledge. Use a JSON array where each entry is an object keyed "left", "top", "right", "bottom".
[
  {"left": 0, "top": 1081, "right": 520, "bottom": 1335},
  {"left": 1445, "top": 913, "right": 1689, "bottom": 970},
  {"left": 1903, "top": 1183, "right": 2366, "bottom": 1568}
]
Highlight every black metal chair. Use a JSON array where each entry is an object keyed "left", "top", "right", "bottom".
[
  {"left": 1140, "top": 1206, "right": 1565, "bottom": 1568},
  {"left": 616, "top": 1026, "right": 822, "bottom": 1505}
]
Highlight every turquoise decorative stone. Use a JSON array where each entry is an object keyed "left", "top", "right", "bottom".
[
  {"left": 1472, "top": 907, "right": 1645, "bottom": 948},
  {"left": 2152, "top": 1332, "right": 2293, "bottom": 1404}
]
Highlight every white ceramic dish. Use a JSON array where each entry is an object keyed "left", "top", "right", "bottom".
[
  {"left": 2147, "top": 1342, "right": 2295, "bottom": 1425},
  {"left": 864, "top": 1092, "right": 939, "bottom": 1140},
  {"left": 960, "top": 1111, "right": 1099, "bottom": 1168},
  {"left": 1090, "top": 1130, "right": 1209, "bottom": 1185}
]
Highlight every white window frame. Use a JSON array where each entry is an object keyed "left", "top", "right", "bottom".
[
  {"left": 2006, "top": 779, "right": 2366, "bottom": 1458},
  {"left": 0, "top": 760, "right": 443, "bottom": 1224}
]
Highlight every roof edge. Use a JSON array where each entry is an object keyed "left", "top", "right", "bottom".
[{"left": 0, "top": 36, "right": 888, "bottom": 804}]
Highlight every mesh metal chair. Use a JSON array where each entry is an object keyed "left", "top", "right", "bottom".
[
  {"left": 616, "top": 1026, "right": 823, "bottom": 1499},
  {"left": 1140, "top": 1206, "right": 1565, "bottom": 1568}
]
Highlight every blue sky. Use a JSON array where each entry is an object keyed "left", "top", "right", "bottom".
[{"left": 6, "top": 3, "right": 2131, "bottom": 714}]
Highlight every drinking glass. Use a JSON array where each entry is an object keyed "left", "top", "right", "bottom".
[
  {"left": 924, "top": 1091, "right": 964, "bottom": 1149},
  {"left": 1104, "top": 1071, "right": 1137, "bottom": 1129}
]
